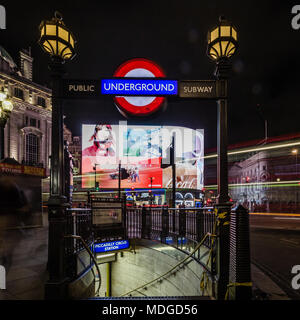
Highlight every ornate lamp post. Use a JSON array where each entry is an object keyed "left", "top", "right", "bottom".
[
  {"left": 38, "top": 11, "right": 76, "bottom": 299},
  {"left": 207, "top": 16, "right": 238, "bottom": 300},
  {"left": 207, "top": 15, "right": 238, "bottom": 204},
  {"left": 0, "top": 90, "right": 13, "bottom": 159}
]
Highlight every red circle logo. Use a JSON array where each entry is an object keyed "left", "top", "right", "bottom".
[{"left": 113, "top": 58, "right": 166, "bottom": 116}]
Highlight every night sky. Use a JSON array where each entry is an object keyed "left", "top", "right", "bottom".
[{"left": 1, "top": 0, "right": 299, "bottom": 149}]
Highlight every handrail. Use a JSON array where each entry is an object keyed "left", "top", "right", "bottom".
[
  {"left": 64, "top": 235, "right": 101, "bottom": 297},
  {"left": 119, "top": 231, "right": 216, "bottom": 297}
]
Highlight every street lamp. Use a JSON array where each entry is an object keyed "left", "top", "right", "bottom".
[
  {"left": 207, "top": 16, "right": 238, "bottom": 300},
  {"left": 0, "top": 90, "right": 13, "bottom": 159},
  {"left": 39, "top": 11, "right": 76, "bottom": 61},
  {"left": 149, "top": 177, "right": 155, "bottom": 206},
  {"left": 207, "top": 17, "right": 237, "bottom": 62},
  {"left": 38, "top": 11, "right": 76, "bottom": 300},
  {"left": 207, "top": 16, "right": 238, "bottom": 204}
]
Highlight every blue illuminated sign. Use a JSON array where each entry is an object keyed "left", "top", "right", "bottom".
[
  {"left": 101, "top": 79, "right": 178, "bottom": 96},
  {"left": 93, "top": 240, "right": 130, "bottom": 253},
  {"left": 165, "top": 237, "right": 187, "bottom": 245}
]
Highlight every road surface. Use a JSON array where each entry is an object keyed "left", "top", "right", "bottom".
[{"left": 250, "top": 213, "right": 300, "bottom": 299}]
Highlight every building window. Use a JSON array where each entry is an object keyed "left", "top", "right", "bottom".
[
  {"left": 37, "top": 96, "right": 46, "bottom": 107},
  {"left": 38, "top": 120, "right": 40, "bottom": 129},
  {"left": 25, "top": 116, "right": 28, "bottom": 126},
  {"left": 14, "top": 87, "right": 24, "bottom": 100},
  {"left": 30, "top": 118, "right": 37, "bottom": 127},
  {"left": 26, "top": 133, "right": 39, "bottom": 165}
]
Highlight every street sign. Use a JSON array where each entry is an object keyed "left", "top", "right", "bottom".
[
  {"left": 113, "top": 58, "right": 167, "bottom": 116},
  {"left": 93, "top": 240, "right": 130, "bottom": 253},
  {"left": 101, "top": 78, "right": 178, "bottom": 96},
  {"left": 178, "top": 80, "right": 217, "bottom": 99},
  {"left": 62, "top": 79, "right": 101, "bottom": 99}
]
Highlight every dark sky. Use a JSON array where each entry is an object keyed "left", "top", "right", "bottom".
[{"left": 1, "top": 0, "right": 300, "bottom": 149}]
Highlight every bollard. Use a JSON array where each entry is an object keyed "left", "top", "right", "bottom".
[{"left": 228, "top": 205, "right": 252, "bottom": 300}]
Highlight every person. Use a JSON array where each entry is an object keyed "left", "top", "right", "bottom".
[
  {"left": 82, "top": 124, "right": 115, "bottom": 157},
  {"left": 133, "top": 167, "right": 140, "bottom": 182},
  {"left": 0, "top": 177, "right": 29, "bottom": 273},
  {"left": 127, "top": 167, "right": 132, "bottom": 182}
]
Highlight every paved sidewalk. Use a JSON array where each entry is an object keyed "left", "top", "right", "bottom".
[
  {"left": 0, "top": 226, "right": 48, "bottom": 300},
  {"left": 251, "top": 263, "right": 290, "bottom": 300},
  {"left": 0, "top": 225, "right": 294, "bottom": 300}
]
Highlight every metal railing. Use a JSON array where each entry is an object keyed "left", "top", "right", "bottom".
[
  {"left": 64, "top": 208, "right": 96, "bottom": 286},
  {"left": 126, "top": 206, "right": 215, "bottom": 250},
  {"left": 61, "top": 203, "right": 251, "bottom": 300},
  {"left": 125, "top": 206, "right": 217, "bottom": 295},
  {"left": 65, "top": 208, "right": 93, "bottom": 254},
  {"left": 64, "top": 234, "right": 101, "bottom": 297},
  {"left": 120, "top": 231, "right": 216, "bottom": 297}
]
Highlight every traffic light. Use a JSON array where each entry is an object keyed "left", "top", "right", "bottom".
[
  {"left": 95, "top": 181, "right": 100, "bottom": 191},
  {"left": 131, "top": 187, "right": 135, "bottom": 197}
]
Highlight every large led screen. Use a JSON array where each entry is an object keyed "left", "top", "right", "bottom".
[{"left": 82, "top": 124, "right": 204, "bottom": 190}]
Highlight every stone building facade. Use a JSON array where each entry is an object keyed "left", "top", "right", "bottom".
[
  {"left": 204, "top": 133, "right": 300, "bottom": 212},
  {"left": 0, "top": 46, "right": 52, "bottom": 175}
]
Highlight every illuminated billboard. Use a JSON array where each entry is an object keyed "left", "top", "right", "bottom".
[{"left": 81, "top": 124, "right": 203, "bottom": 190}]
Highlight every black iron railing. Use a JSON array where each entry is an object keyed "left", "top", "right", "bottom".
[
  {"left": 65, "top": 208, "right": 93, "bottom": 279},
  {"left": 65, "top": 208, "right": 93, "bottom": 253},
  {"left": 123, "top": 206, "right": 217, "bottom": 297},
  {"left": 61, "top": 203, "right": 251, "bottom": 300},
  {"left": 126, "top": 206, "right": 216, "bottom": 274}
]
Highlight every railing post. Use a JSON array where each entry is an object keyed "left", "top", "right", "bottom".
[
  {"left": 141, "top": 205, "right": 147, "bottom": 239},
  {"left": 172, "top": 209, "right": 176, "bottom": 233},
  {"left": 196, "top": 209, "right": 203, "bottom": 242},
  {"left": 122, "top": 194, "right": 127, "bottom": 239},
  {"left": 147, "top": 207, "right": 152, "bottom": 239},
  {"left": 228, "top": 205, "right": 252, "bottom": 300},
  {"left": 161, "top": 206, "right": 169, "bottom": 243},
  {"left": 179, "top": 208, "right": 186, "bottom": 238},
  {"left": 214, "top": 203, "right": 231, "bottom": 300}
]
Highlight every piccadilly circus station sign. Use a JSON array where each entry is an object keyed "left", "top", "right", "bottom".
[{"left": 62, "top": 58, "right": 223, "bottom": 117}]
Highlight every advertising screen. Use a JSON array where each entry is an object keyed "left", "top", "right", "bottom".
[{"left": 81, "top": 124, "right": 203, "bottom": 190}]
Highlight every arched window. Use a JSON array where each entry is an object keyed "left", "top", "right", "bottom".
[{"left": 26, "top": 133, "right": 39, "bottom": 165}]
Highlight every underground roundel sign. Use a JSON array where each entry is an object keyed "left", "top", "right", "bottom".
[{"left": 113, "top": 58, "right": 166, "bottom": 116}]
